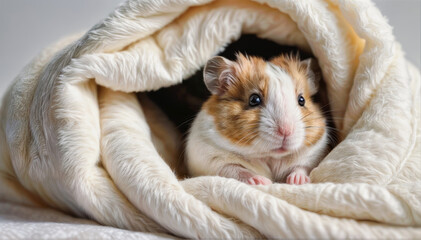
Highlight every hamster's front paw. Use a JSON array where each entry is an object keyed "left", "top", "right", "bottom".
[
  {"left": 247, "top": 175, "right": 272, "bottom": 185},
  {"left": 286, "top": 169, "right": 310, "bottom": 185}
]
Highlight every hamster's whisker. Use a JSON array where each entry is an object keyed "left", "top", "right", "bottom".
[
  {"left": 241, "top": 134, "right": 259, "bottom": 146},
  {"left": 318, "top": 103, "right": 343, "bottom": 112},
  {"left": 300, "top": 111, "right": 315, "bottom": 121},
  {"left": 195, "top": 122, "right": 260, "bottom": 136},
  {"left": 260, "top": 129, "right": 279, "bottom": 141},
  {"left": 252, "top": 137, "right": 266, "bottom": 151},
  {"left": 305, "top": 126, "right": 338, "bottom": 131},
  {"left": 215, "top": 119, "right": 261, "bottom": 128},
  {"left": 318, "top": 103, "right": 336, "bottom": 112},
  {"left": 176, "top": 117, "right": 197, "bottom": 129},
  {"left": 319, "top": 108, "right": 342, "bottom": 114},
  {"left": 319, "top": 103, "right": 330, "bottom": 109},
  {"left": 303, "top": 116, "right": 346, "bottom": 123},
  {"left": 326, "top": 134, "right": 340, "bottom": 145},
  {"left": 235, "top": 132, "right": 259, "bottom": 145}
]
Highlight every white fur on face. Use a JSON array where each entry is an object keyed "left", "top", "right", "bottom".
[{"left": 253, "top": 63, "right": 306, "bottom": 157}]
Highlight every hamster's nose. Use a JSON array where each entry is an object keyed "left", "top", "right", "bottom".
[{"left": 277, "top": 125, "right": 293, "bottom": 137}]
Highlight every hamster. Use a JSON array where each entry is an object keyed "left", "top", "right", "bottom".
[{"left": 186, "top": 53, "right": 328, "bottom": 185}]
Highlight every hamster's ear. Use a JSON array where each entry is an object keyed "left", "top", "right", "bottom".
[
  {"left": 204, "top": 56, "right": 235, "bottom": 95},
  {"left": 300, "top": 58, "right": 321, "bottom": 95}
]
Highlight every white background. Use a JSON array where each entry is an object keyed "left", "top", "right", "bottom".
[{"left": 0, "top": 0, "right": 420, "bottom": 97}]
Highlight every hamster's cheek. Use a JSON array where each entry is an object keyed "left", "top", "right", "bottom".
[
  {"left": 300, "top": 103, "right": 326, "bottom": 147},
  {"left": 215, "top": 101, "right": 261, "bottom": 147}
]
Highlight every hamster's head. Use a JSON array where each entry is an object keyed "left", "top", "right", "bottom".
[{"left": 202, "top": 53, "right": 326, "bottom": 158}]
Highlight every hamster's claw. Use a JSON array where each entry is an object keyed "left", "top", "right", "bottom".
[
  {"left": 247, "top": 175, "right": 272, "bottom": 185},
  {"left": 286, "top": 170, "right": 311, "bottom": 185}
]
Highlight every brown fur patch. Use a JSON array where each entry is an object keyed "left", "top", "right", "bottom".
[
  {"left": 271, "top": 55, "right": 325, "bottom": 146},
  {"left": 204, "top": 54, "right": 269, "bottom": 146}
]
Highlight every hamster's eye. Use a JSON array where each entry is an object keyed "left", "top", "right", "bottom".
[
  {"left": 249, "top": 94, "right": 262, "bottom": 107},
  {"left": 298, "top": 95, "right": 305, "bottom": 107}
]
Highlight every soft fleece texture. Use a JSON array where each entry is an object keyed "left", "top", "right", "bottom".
[{"left": 1, "top": 0, "right": 420, "bottom": 238}]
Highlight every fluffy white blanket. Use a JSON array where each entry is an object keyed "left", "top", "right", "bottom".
[{"left": 1, "top": 0, "right": 420, "bottom": 238}]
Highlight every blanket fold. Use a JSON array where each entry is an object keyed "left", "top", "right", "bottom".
[{"left": 1, "top": 0, "right": 420, "bottom": 238}]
